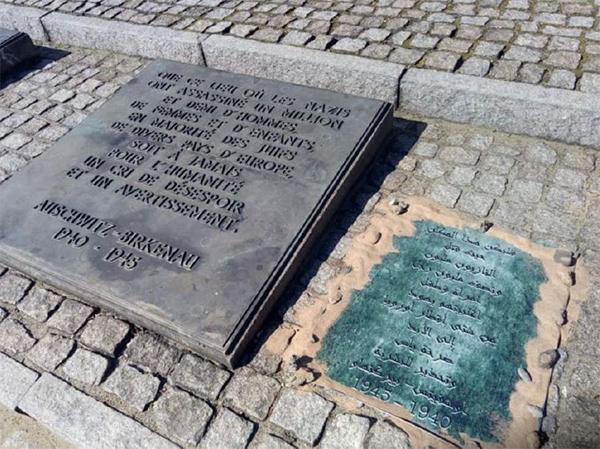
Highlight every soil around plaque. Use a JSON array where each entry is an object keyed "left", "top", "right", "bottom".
[{"left": 272, "top": 197, "right": 588, "bottom": 449}]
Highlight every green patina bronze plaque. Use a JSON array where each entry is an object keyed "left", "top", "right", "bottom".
[{"left": 318, "top": 220, "right": 546, "bottom": 442}]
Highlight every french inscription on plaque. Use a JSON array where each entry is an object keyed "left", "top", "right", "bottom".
[
  {"left": 297, "top": 201, "right": 572, "bottom": 448},
  {"left": 0, "top": 61, "right": 392, "bottom": 366}
]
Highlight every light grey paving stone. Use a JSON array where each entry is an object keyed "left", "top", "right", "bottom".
[
  {"left": 169, "top": 354, "right": 231, "bottom": 401},
  {"left": 61, "top": 348, "right": 109, "bottom": 386},
  {"left": 124, "top": 332, "right": 180, "bottom": 376},
  {"left": 222, "top": 367, "right": 281, "bottom": 420},
  {"left": 429, "top": 182, "right": 461, "bottom": 207},
  {"left": 102, "top": 364, "right": 160, "bottom": 411},
  {"left": 252, "top": 434, "right": 295, "bottom": 449},
  {"left": 0, "top": 352, "right": 39, "bottom": 410},
  {"left": 562, "top": 150, "right": 595, "bottom": 171},
  {"left": 399, "top": 68, "right": 600, "bottom": 148},
  {"left": 524, "top": 143, "right": 558, "bottom": 165},
  {"left": 417, "top": 159, "right": 447, "bottom": 178},
  {"left": 554, "top": 167, "right": 588, "bottom": 190},
  {"left": 19, "top": 373, "right": 179, "bottom": 449},
  {"left": 79, "top": 315, "right": 130, "bottom": 356},
  {"left": 438, "top": 146, "right": 480, "bottom": 165},
  {"left": 0, "top": 4, "right": 47, "bottom": 40},
  {"left": 203, "top": 35, "right": 404, "bottom": 103},
  {"left": 27, "top": 333, "right": 75, "bottom": 371},
  {"left": 42, "top": 13, "right": 204, "bottom": 64},
  {"left": 269, "top": 389, "right": 334, "bottom": 446},
  {"left": 580, "top": 73, "right": 600, "bottom": 94},
  {"left": 17, "top": 286, "right": 62, "bottom": 322},
  {"left": 365, "top": 421, "right": 411, "bottom": 449},
  {"left": 319, "top": 414, "right": 370, "bottom": 449},
  {"left": 458, "top": 57, "right": 491, "bottom": 77},
  {"left": 447, "top": 166, "right": 477, "bottom": 185},
  {"left": 0, "top": 273, "right": 32, "bottom": 305},
  {"left": 0, "top": 319, "right": 36, "bottom": 355},
  {"left": 412, "top": 142, "right": 438, "bottom": 158},
  {"left": 507, "top": 179, "right": 544, "bottom": 202},
  {"left": 46, "top": 299, "right": 94, "bottom": 335},
  {"left": 148, "top": 387, "right": 213, "bottom": 446},
  {"left": 474, "top": 172, "right": 507, "bottom": 195},
  {"left": 199, "top": 408, "right": 255, "bottom": 449},
  {"left": 457, "top": 191, "right": 495, "bottom": 217}
]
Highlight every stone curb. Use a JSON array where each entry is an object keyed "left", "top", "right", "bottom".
[
  {"left": 40, "top": 12, "right": 205, "bottom": 65},
  {"left": 0, "top": 4, "right": 48, "bottom": 41},
  {"left": 0, "top": 353, "right": 39, "bottom": 410},
  {"left": 1, "top": 3, "right": 600, "bottom": 148},
  {"left": 399, "top": 68, "right": 600, "bottom": 149},
  {"left": 202, "top": 35, "right": 404, "bottom": 105},
  {"left": 19, "top": 373, "right": 180, "bottom": 449}
]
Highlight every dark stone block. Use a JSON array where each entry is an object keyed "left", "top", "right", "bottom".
[
  {"left": 0, "top": 29, "right": 38, "bottom": 76},
  {"left": 0, "top": 61, "right": 392, "bottom": 367}
]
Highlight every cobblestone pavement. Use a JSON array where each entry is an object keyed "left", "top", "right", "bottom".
[
  {"left": 0, "top": 45, "right": 599, "bottom": 448},
  {"left": 4, "top": 0, "right": 600, "bottom": 93}
]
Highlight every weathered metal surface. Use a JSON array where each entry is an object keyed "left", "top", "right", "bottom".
[{"left": 0, "top": 60, "right": 392, "bottom": 366}]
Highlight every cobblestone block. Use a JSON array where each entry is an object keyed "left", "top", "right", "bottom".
[
  {"left": 507, "top": 179, "right": 544, "bottom": 202},
  {"left": 0, "top": 319, "right": 36, "bottom": 354},
  {"left": 62, "top": 348, "right": 109, "bottom": 386},
  {"left": 412, "top": 142, "right": 438, "bottom": 158},
  {"left": 170, "top": 353, "right": 231, "bottom": 400},
  {"left": 532, "top": 207, "right": 580, "bottom": 240},
  {"left": 423, "top": 51, "right": 461, "bottom": 70},
  {"left": 447, "top": 166, "right": 477, "bottom": 186},
  {"left": 319, "top": 414, "right": 370, "bottom": 449},
  {"left": 429, "top": 182, "right": 461, "bottom": 207},
  {"left": 46, "top": 298, "right": 94, "bottom": 335},
  {"left": 200, "top": 408, "right": 255, "bottom": 449},
  {"left": 365, "top": 421, "right": 411, "bottom": 449},
  {"left": 524, "top": 143, "right": 558, "bottom": 165},
  {"left": 17, "top": 286, "right": 62, "bottom": 322},
  {"left": 80, "top": 315, "right": 130, "bottom": 356},
  {"left": 27, "top": 333, "right": 75, "bottom": 371},
  {"left": 457, "top": 191, "right": 495, "bottom": 217},
  {"left": 103, "top": 364, "right": 160, "bottom": 411},
  {"left": 222, "top": 368, "right": 281, "bottom": 420},
  {"left": 561, "top": 150, "right": 595, "bottom": 171},
  {"left": 458, "top": 57, "right": 491, "bottom": 77},
  {"left": 545, "top": 186, "right": 586, "bottom": 214},
  {"left": 479, "top": 154, "right": 515, "bottom": 175},
  {"left": 474, "top": 172, "right": 507, "bottom": 195},
  {"left": 553, "top": 167, "right": 587, "bottom": 190},
  {"left": 438, "top": 146, "right": 480, "bottom": 165},
  {"left": 148, "top": 386, "right": 213, "bottom": 446},
  {"left": 270, "top": 389, "right": 334, "bottom": 446},
  {"left": 417, "top": 159, "right": 447, "bottom": 178},
  {"left": 547, "top": 69, "right": 576, "bottom": 89},
  {"left": 252, "top": 434, "right": 295, "bottom": 449},
  {"left": 124, "top": 332, "right": 180, "bottom": 376},
  {"left": 580, "top": 73, "right": 600, "bottom": 93},
  {"left": 19, "top": 373, "right": 179, "bottom": 449},
  {"left": 0, "top": 352, "right": 39, "bottom": 410}
]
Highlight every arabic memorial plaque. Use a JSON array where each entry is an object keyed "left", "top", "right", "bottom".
[
  {"left": 312, "top": 202, "right": 572, "bottom": 448},
  {"left": 0, "top": 61, "right": 392, "bottom": 366}
]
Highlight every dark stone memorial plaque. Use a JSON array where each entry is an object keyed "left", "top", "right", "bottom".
[
  {"left": 0, "top": 29, "right": 38, "bottom": 76},
  {"left": 0, "top": 61, "right": 392, "bottom": 366}
]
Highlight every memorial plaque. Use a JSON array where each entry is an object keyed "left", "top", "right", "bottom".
[
  {"left": 0, "top": 29, "right": 38, "bottom": 76},
  {"left": 288, "top": 200, "right": 575, "bottom": 448},
  {"left": 0, "top": 61, "right": 392, "bottom": 367}
]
